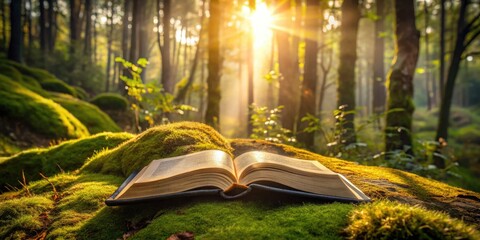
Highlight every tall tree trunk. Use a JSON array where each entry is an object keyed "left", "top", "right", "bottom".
[
  {"left": 105, "top": 1, "right": 114, "bottom": 92},
  {"left": 83, "top": 0, "right": 92, "bottom": 57},
  {"left": 424, "top": 0, "right": 432, "bottom": 111},
  {"left": 161, "top": 0, "right": 173, "bottom": 93},
  {"left": 120, "top": 0, "right": 130, "bottom": 94},
  {"left": 69, "top": 0, "right": 80, "bottom": 55},
  {"left": 439, "top": 0, "right": 445, "bottom": 102},
  {"left": 247, "top": 0, "right": 255, "bottom": 136},
  {"left": 129, "top": 0, "right": 140, "bottom": 64},
  {"left": 47, "top": 0, "right": 55, "bottom": 51},
  {"left": 8, "top": 0, "right": 23, "bottom": 63},
  {"left": 435, "top": 0, "right": 480, "bottom": 167},
  {"left": 39, "top": 0, "right": 47, "bottom": 52},
  {"left": 373, "top": 0, "right": 386, "bottom": 115},
  {"left": 385, "top": 0, "right": 420, "bottom": 154},
  {"left": 276, "top": 0, "right": 296, "bottom": 131},
  {"left": 26, "top": 0, "right": 33, "bottom": 55},
  {"left": 337, "top": 0, "right": 360, "bottom": 145},
  {"left": 297, "top": 0, "right": 319, "bottom": 148},
  {"left": 205, "top": 0, "right": 221, "bottom": 129},
  {"left": 138, "top": 0, "right": 148, "bottom": 80},
  {"left": 0, "top": 0, "right": 5, "bottom": 50}
]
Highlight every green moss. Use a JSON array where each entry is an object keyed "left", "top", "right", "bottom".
[
  {"left": 450, "top": 124, "right": 480, "bottom": 144},
  {"left": 52, "top": 94, "right": 121, "bottom": 134},
  {"left": 90, "top": 93, "right": 129, "bottom": 111},
  {"left": 0, "top": 134, "right": 21, "bottom": 157},
  {"left": 74, "top": 86, "right": 89, "bottom": 100},
  {"left": 345, "top": 200, "right": 480, "bottom": 239},
  {"left": 0, "top": 196, "right": 54, "bottom": 239},
  {"left": 0, "top": 59, "right": 58, "bottom": 84},
  {"left": 82, "top": 122, "right": 232, "bottom": 177},
  {"left": 0, "top": 132, "right": 133, "bottom": 189},
  {"left": 130, "top": 202, "right": 353, "bottom": 240},
  {"left": 0, "top": 75, "right": 89, "bottom": 139},
  {"left": 40, "top": 79, "right": 77, "bottom": 96}
]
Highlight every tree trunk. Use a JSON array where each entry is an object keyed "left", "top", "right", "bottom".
[
  {"left": 84, "top": 0, "right": 92, "bottom": 57},
  {"left": 69, "top": 0, "right": 80, "bottom": 55},
  {"left": 205, "top": 0, "right": 221, "bottom": 130},
  {"left": 138, "top": 0, "right": 148, "bottom": 80},
  {"left": 373, "top": 0, "right": 386, "bottom": 115},
  {"left": 385, "top": 0, "right": 420, "bottom": 154},
  {"left": 0, "top": 0, "right": 5, "bottom": 50},
  {"left": 424, "top": 0, "right": 432, "bottom": 111},
  {"left": 120, "top": 0, "right": 130, "bottom": 94},
  {"left": 105, "top": 1, "right": 114, "bottom": 92},
  {"left": 39, "top": 0, "right": 47, "bottom": 52},
  {"left": 276, "top": 1, "right": 296, "bottom": 131},
  {"left": 439, "top": 0, "right": 445, "bottom": 102},
  {"left": 161, "top": 0, "right": 173, "bottom": 93},
  {"left": 8, "top": 0, "right": 23, "bottom": 63},
  {"left": 26, "top": 0, "right": 33, "bottom": 55},
  {"left": 297, "top": 0, "right": 319, "bottom": 148},
  {"left": 337, "top": 0, "right": 360, "bottom": 145},
  {"left": 247, "top": 0, "right": 255, "bottom": 136},
  {"left": 47, "top": 0, "right": 55, "bottom": 52},
  {"left": 129, "top": 0, "right": 140, "bottom": 63}
]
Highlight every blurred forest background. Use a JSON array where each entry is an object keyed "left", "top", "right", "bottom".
[{"left": 1, "top": 0, "right": 480, "bottom": 192}]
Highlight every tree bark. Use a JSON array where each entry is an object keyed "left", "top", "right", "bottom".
[
  {"left": 129, "top": 0, "right": 140, "bottom": 63},
  {"left": 47, "top": 0, "right": 55, "bottom": 52},
  {"left": 8, "top": 0, "right": 23, "bottom": 63},
  {"left": 39, "top": 0, "right": 47, "bottom": 52},
  {"left": 84, "top": 0, "right": 92, "bottom": 57},
  {"left": 385, "top": 0, "right": 420, "bottom": 154},
  {"left": 439, "top": 0, "right": 445, "bottom": 102},
  {"left": 161, "top": 0, "right": 173, "bottom": 93},
  {"left": 337, "top": 0, "right": 360, "bottom": 145},
  {"left": 0, "top": 0, "right": 5, "bottom": 50},
  {"left": 120, "top": 0, "right": 130, "bottom": 94},
  {"left": 205, "top": 0, "right": 222, "bottom": 129},
  {"left": 105, "top": 0, "right": 115, "bottom": 92},
  {"left": 297, "top": 0, "right": 319, "bottom": 148},
  {"left": 424, "top": 0, "right": 432, "bottom": 111},
  {"left": 276, "top": 0, "right": 296, "bottom": 131},
  {"left": 247, "top": 0, "right": 255, "bottom": 136},
  {"left": 69, "top": 0, "right": 80, "bottom": 55},
  {"left": 373, "top": 0, "right": 386, "bottom": 115}
]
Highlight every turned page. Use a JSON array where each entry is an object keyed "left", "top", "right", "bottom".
[
  {"left": 135, "top": 150, "right": 237, "bottom": 183},
  {"left": 233, "top": 151, "right": 336, "bottom": 180}
]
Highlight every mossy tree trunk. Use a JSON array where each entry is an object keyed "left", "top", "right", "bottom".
[
  {"left": 337, "top": 0, "right": 360, "bottom": 145},
  {"left": 205, "top": 0, "right": 221, "bottom": 130},
  {"left": 373, "top": 0, "right": 386, "bottom": 115},
  {"left": 8, "top": 0, "right": 22, "bottom": 63},
  {"left": 385, "top": 0, "right": 419, "bottom": 154},
  {"left": 297, "top": 0, "right": 320, "bottom": 149}
]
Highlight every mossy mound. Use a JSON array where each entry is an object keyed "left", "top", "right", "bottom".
[
  {"left": 0, "top": 75, "right": 89, "bottom": 139},
  {"left": 0, "top": 132, "right": 133, "bottom": 190},
  {"left": 346, "top": 200, "right": 479, "bottom": 239},
  {"left": 90, "top": 93, "right": 128, "bottom": 111},
  {"left": 40, "top": 80, "right": 77, "bottom": 96},
  {"left": 74, "top": 86, "right": 89, "bottom": 100},
  {"left": 82, "top": 122, "right": 232, "bottom": 177},
  {"left": 52, "top": 94, "right": 121, "bottom": 134},
  {"left": 0, "top": 123, "right": 479, "bottom": 239}
]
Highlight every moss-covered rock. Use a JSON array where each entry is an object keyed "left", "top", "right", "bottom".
[
  {"left": 40, "top": 80, "right": 77, "bottom": 96},
  {"left": 82, "top": 122, "right": 232, "bottom": 177},
  {"left": 90, "top": 93, "right": 128, "bottom": 111},
  {"left": 74, "top": 86, "right": 89, "bottom": 100},
  {"left": 0, "top": 132, "right": 133, "bottom": 190},
  {"left": 52, "top": 94, "right": 121, "bottom": 134},
  {"left": 0, "top": 75, "right": 89, "bottom": 139},
  {"left": 346, "top": 200, "right": 479, "bottom": 239}
]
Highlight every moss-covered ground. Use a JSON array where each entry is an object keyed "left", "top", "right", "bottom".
[{"left": 0, "top": 122, "right": 479, "bottom": 239}]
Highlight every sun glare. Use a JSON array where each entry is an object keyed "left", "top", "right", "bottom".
[{"left": 243, "top": 2, "right": 273, "bottom": 47}]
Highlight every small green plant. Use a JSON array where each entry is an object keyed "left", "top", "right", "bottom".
[
  {"left": 116, "top": 57, "right": 195, "bottom": 132},
  {"left": 249, "top": 104, "right": 296, "bottom": 144}
]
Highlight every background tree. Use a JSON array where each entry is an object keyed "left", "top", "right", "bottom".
[
  {"left": 337, "top": 0, "right": 360, "bottom": 145},
  {"left": 372, "top": 0, "right": 386, "bottom": 116},
  {"left": 205, "top": 0, "right": 222, "bottom": 129},
  {"left": 385, "top": 0, "right": 419, "bottom": 154},
  {"left": 8, "top": 0, "right": 22, "bottom": 63},
  {"left": 297, "top": 0, "right": 320, "bottom": 148},
  {"left": 160, "top": 0, "right": 173, "bottom": 93}
]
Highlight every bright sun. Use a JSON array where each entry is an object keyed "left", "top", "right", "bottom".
[{"left": 242, "top": 2, "right": 274, "bottom": 46}]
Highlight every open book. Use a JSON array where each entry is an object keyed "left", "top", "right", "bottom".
[{"left": 106, "top": 150, "right": 370, "bottom": 205}]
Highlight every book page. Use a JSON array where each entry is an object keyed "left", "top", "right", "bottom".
[
  {"left": 136, "top": 150, "right": 236, "bottom": 183},
  {"left": 234, "top": 151, "right": 334, "bottom": 179}
]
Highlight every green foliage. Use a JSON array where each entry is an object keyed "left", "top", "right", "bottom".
[
  {"left": 0, "top": 134, "right": 21, "bottom": 156},
  {"left": 0, "top": 196, "right": 54, "bottom": 239},
  {"left": 40, "top": 80, "right": 77, "bottom": 96},
  {"left": 0, "top": 132, "right": 133, "bottom": 190},
  {"left": 346, "top": 200, "right": 480, "bottom": 239},
  {"left": 90, "top": 93, "right": 128, "bottom": 111},
  {"left": 53, "top": 94, "right": 121, "bottom": 134},
  {"left": 249, "top": 105, "right": 296, "bottom": 144},
  {"left": 82, "top": 122, "right": 232, "bottom": 177},
  {"left": 0, "top": 74, "right": 89, "bottom": 139},
  {"left": 116, "top": 57, "right": 196, "bottom": 130}
]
